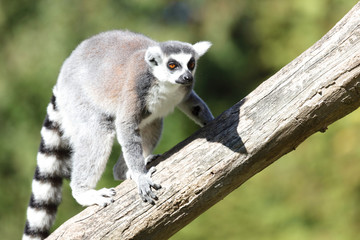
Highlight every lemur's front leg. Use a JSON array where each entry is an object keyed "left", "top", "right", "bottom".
[
  {"left": 115, "top": 117, "right": 161, "bottom": 204},
  {"left": 178, "top": 90, "right": 214, "bottom": 127},
  {"left": 113, "top": 119, "right": 163, "bottom": 180}
]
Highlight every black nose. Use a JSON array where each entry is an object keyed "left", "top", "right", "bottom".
[
  {"left": 176, "top": 72, "right": 194, "bottom": 85},
  {"left": 182, "top": 71, "right": 193, "bottom": 82},
  {"left": 183, "top": 74, "right": 193, "bottom": 82}
]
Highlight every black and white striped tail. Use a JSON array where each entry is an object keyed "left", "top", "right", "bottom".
[{"left": 23, "top": 92, "right": 71, "bottom": 240}]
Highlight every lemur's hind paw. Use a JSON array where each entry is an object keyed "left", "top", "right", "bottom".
[
  {"left": 99, "top": 188, "right": 116, "bottom": 198},
  {"left": 145, "top": 154, "right": 161, "bottom": 165},
  {"left": 73, "top": 188, "right": 116, "bottom": 207}
]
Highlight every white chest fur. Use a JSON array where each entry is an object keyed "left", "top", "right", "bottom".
[{"left": 140, "top": 82, "right": 186, "bottom": 127}]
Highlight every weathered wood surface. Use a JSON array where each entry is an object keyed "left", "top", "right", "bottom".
[{"left": 47, "top": 3, "right": 360, "bottom": 240}]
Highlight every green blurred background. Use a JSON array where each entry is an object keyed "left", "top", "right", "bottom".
[{"left": 0, "top": 0, "right": 359, "bottom": 239}]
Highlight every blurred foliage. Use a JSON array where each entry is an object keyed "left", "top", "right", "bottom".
[{"left": 0, "top": 0, "right": 359, "bottom": 239}]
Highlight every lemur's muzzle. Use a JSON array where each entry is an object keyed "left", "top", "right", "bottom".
[{"left": 176, "top": 71, "right": 193, "bottom": 85}]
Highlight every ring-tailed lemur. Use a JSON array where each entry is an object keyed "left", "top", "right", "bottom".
[{"left": 23, "top": 30, "right": 214, "bottom": 240}]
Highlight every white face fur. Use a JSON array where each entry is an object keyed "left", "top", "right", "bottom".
[{"left": 145, "top": 41, "right": 212, "bottom": 85}]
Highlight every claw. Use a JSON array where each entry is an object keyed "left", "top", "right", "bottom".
[
  {"left": 152, "top": 183, "right": 162, "bottom": 190},
  {"left": 149, "top": 167, "right": 157, "bottom": 175},
  {"left": 140, "top": 194, "right": 147, "bottom": 203},
  {"left": 149, "top": 191, "right": 158, "bottom": 200}
]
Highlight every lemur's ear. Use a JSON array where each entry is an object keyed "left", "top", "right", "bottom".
[
  {"left": 145, "top": 46, "right": 163, "bottom": 67},
  {"left": 193, "top": 41, "right": 212, "bottom": 57}
]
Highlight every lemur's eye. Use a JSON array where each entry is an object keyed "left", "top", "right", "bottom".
[
  {"left": 187, "top": 58, "right": 196, "bottom": 71},
  {"left": 167, "top": 61, "right": 179, "bottom": 70}
]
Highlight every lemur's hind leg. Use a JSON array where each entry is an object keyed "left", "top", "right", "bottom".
[
  {"left": 113, "top": 154, "right": 128, "bottom": 180},
  {"left": 70, "top": 117, "right": 116, "bottom": 207},
  {"left": 141, "top": 119, "right": 163, "bottom": 165},
  {"left": 113, "top": 118, "right": 163, "bottom": 181}
]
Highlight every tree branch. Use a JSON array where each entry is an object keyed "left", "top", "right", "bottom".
[{"left": 47, "top": 2, "right": 360, "bottom": 240}]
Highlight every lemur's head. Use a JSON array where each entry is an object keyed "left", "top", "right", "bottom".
[{"left": 145, "top": 40, "right": 211, "bottom": 85}]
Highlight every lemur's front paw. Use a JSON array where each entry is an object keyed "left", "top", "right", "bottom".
[{"left": 136, "top": 167, "right": 161, "bottom": 205}]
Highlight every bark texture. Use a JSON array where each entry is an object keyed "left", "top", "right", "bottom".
[{"left": 47, "top": 3, "right": 360, "bottom": 240}]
